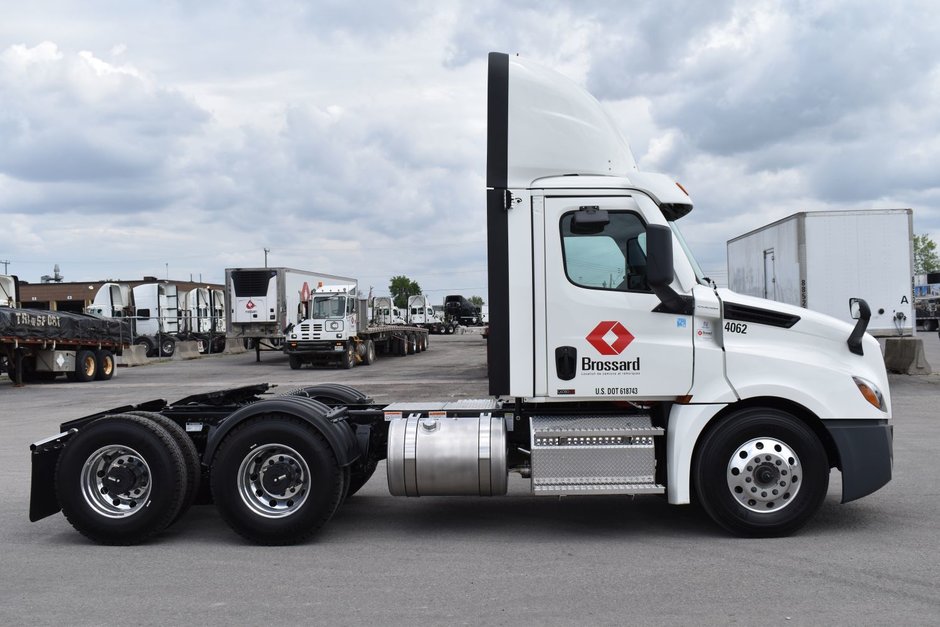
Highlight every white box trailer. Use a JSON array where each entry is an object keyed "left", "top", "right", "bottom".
[
  {"left": 727, "top": 209, "right": 914, "bottom": 337},
  {"left": 225, "top": 267, "right": 355, "bottom": 358}
]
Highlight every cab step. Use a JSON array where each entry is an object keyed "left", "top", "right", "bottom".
[{"left": 529, "top": 415, "right": 664, "bottom": 496}]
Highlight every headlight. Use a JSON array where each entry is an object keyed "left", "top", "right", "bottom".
[{"left": 853, "top": 376, "right": 887, "bottom": 412}]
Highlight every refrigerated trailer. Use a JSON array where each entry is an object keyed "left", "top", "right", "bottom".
[
  {"left": 225, "top": 267, "right": 353, "bottom": 360},
  {"left": 28, "top": 53, "right": 892, "bottom": 545},
  {"left": 727, "top": 209, "right": 914, "bottom": 336}
]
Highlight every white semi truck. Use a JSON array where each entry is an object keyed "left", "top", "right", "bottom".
[
  {"left": 178, "top": 287, "right": 227, "bottom": 354},
  {"left": 284, "top": 282, "right": 430, "bottom": 369},
  {"left": 407, "top": 294, "right": 456, "bottom": 334},
  {"left": 28, "top": 53, "right": 891, "bottom": 545}
]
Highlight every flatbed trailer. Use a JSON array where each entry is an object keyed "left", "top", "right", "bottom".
[
  {"left": 1, "top": 307, "right": 130, "bottom": 385},
  {"left": 284, "top": 323, "right": 430, "bottom": 369}
]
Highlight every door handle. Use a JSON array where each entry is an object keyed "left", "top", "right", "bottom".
[{"left": 555, "top": 346, "right": 578, "bottom": 381}]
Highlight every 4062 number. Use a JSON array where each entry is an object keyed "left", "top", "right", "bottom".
[{"left": 724, "top": 322, "right": 748, "bottom": 334}]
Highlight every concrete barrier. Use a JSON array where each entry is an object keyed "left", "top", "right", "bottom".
[
  {"left": 118, "top": 344, "right": 149, "bottom": 367},
  {"left": 172, "top": 340, "right": 202, "bottom": 361},
  {"left": 223, "top": 340, "right": 247, "bottom": 355},
  {"left": 883, "top": 337, "right": 932, "bottom": 375}
]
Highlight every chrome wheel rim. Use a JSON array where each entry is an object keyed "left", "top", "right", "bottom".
[
  {"left": 237, "top": 443, "right": 311, "bottom": 518},
  {"left": 81, "top": 445, "right": 152, "bottom": 518},
  {"left": 727, "top": 437, "right": 802, "bottom": 513}
]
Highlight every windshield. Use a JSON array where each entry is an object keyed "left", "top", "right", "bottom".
[
  {"left": 668, "top": 221, "right": 707, "bottom": 285},
  {"left": 312, "top": 295, "right": 346, "bottom": 318}
]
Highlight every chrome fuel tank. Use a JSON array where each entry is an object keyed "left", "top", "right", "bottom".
[{"left": 387, "top": 416, "right": 507, "bottom": 497}]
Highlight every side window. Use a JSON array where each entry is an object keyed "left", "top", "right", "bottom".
[
  {"left": 560, "top": 211, "right": 649, "bottom": 292},
  {"left": 137, "top": 308, "right": 151, "bottom": 320}
]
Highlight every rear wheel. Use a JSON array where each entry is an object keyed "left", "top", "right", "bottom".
[
  {"left": 125, "top": 411, "right": 201, "bottom": 525},
  {"left": 288, "top": 354, "right": 303, "bottom": 370},
  {"left": 209, "top": 416, "right": 345, "bottom": 545},
  {"left": 693, "top": 407, "right": 829, "bottom": 537},
  {"left": 55, "top": 414, "right": 188, "bottom": 545},
  {"left": 362, "top": 340, "right": 376, "bottom": 365},
  {"left": 95, "top": 350, "right": 115, "bottom": 381},
  {"left": 135, "top": 337, "right": 155, "bottom": 358},
  {"left": 159, "top": 337, "right": 176, "bottom": 357},
  {"left": 72, "top": 349, "right": 97, "bottom": 382}
]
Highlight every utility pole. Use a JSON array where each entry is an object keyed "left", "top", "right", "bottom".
[
  {"left": 0, "top": 260, "right": 9, "bottom": 274},
  {"left": 264, "top": 248, "right": 270, "bottom": 267}
]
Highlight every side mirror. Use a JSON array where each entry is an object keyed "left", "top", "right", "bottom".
[
  {"left": 645, "top": 224, "right": 674, "bottom": 288},
  {"left": 570, "top": 206, "right": 610, "bottom": 234},
  {"left": 847, "top": 298, "right": 871, "bottom": 355},
  {"left": 849, "top": 297, "right": 870, "bottom": 320}
]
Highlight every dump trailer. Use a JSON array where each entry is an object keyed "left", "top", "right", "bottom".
[
  {"left": 727, "top": 209, "right": 914, "bottom": 336},
  {"left": 28, "top": 53, "right": 891, "bottom": 545},
  {"left": 225, "top": 267, "right": 352, "bottom": 361},
  {"left": 283, "top": 283, "right": 430, "bottom": 369},
  {"left": 2, "top": 306, "right": 130, "bottom": 385}
]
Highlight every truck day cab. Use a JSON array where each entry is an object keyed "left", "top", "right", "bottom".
[{"left": 28, "top": 53, "right": 892, "bottom": 545}]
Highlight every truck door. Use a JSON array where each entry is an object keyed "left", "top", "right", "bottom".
[{"left": 542, "top": 196, "right": 694, "bottom": 398}]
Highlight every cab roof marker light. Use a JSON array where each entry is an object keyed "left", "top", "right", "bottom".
[
  {"left": 675, "top": 181, "right": 689, "bottom": 196},
  {"left": 853, "top": 376, "right": 886, "bottom": 412}
]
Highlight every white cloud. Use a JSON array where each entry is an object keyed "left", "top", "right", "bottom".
[{"left": 0, "top": 0, "right": 938, "bottom": 299}]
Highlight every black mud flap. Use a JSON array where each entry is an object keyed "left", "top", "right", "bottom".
[{"left": 29, "top": 431, "right": 75, "bottom": 522}]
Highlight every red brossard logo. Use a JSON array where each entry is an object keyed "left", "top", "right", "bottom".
[{"left": 583, "top": 321, "right": 641, "bottom": 371}]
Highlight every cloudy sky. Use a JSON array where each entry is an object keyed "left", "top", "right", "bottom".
[{"left": 2, "top": 0, "right": 938, "bottom": 300}]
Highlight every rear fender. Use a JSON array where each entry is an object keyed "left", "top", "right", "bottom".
[{"left": 202, "top": 396, "right": 359, "bottom": 468}]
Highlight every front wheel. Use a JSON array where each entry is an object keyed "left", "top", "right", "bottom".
[
  {"left": 209, "top": 416, "right": 345, "bottom": 545},
  {"left": 693, "top": 408, "right": 829, "bottom": 537}
]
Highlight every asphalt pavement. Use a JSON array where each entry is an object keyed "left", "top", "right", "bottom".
[{"left": 1, "top": 332, "right": 938, "bottom": 625}]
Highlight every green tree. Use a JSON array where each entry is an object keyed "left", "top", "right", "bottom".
[
  {"left": 389, "top": 275, "right": 421, "bottom": 309},
  {"left": 468, "top": 295, "right": 484, "bottom": 307},
  {"left": 913, "top": 234, "right": 940, "bottom": 274}
]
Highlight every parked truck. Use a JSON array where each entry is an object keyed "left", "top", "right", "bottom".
[
  {"left": 284, "top": 281, "right": 430, "bottom": 369},
  {"left": 28, "top": 53, "right": 891, "bottom": 545},
  {"left": 225, "top": 267, "right": 352, "bottom": 361},
  {"left": 178, "top": 287, "right": 227, "bottom": 354},
  {"left": 3, "top": 276, "right": 130, "bottom": 384},
  {"left": 130, "top": 282, "right": 181, "bottom": 357},
  {"left": 727, "top": 209, "right": 914, "bottom": 336},
  {"left": 371, "top": 296, "right": 406, "bottom": 326},
  {"left": 407, "top": 294, "right": 456, "bottom": 334},
  {"left": 443, "top": 294, "right": 482, "bottom": 326}
]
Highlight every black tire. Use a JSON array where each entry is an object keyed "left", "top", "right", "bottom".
[
  {"left": 95, "top": 349, "right": 115, "bottom": 381},
  {"left": 55, "top": 413, "right": 188, "bottom": 545},
  {"left": 73, "top": 349, "right": 97, "bottom": 382},
  {"left": 209, "top": 415, "right": 345, "bottom": 545},
  {"left": 341, "top": 342, "right": 355, "bottom": 369},
  {"left": 362, "top": 340, "right": 376, "bottom": 365},
  {"left": 135, "top": 337, "right": 155, "bottom": 358},
  {"left": 406, "top": 334, "right": 417, "bottom": 355},
  {"left": 693, "top": 407, "right": 829, "bottom": 537},
  {"left": 288, "top": 354, "right": 303, "bottom": 370},
  {"left": 125, "top": 411, "right": 201, "bottom": 525},
  {"left": 345, "top": 458, "right": 379, "bottom": 498},
  {"left": 159, "top": 337, "right": 176, "bottom": 357}
]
